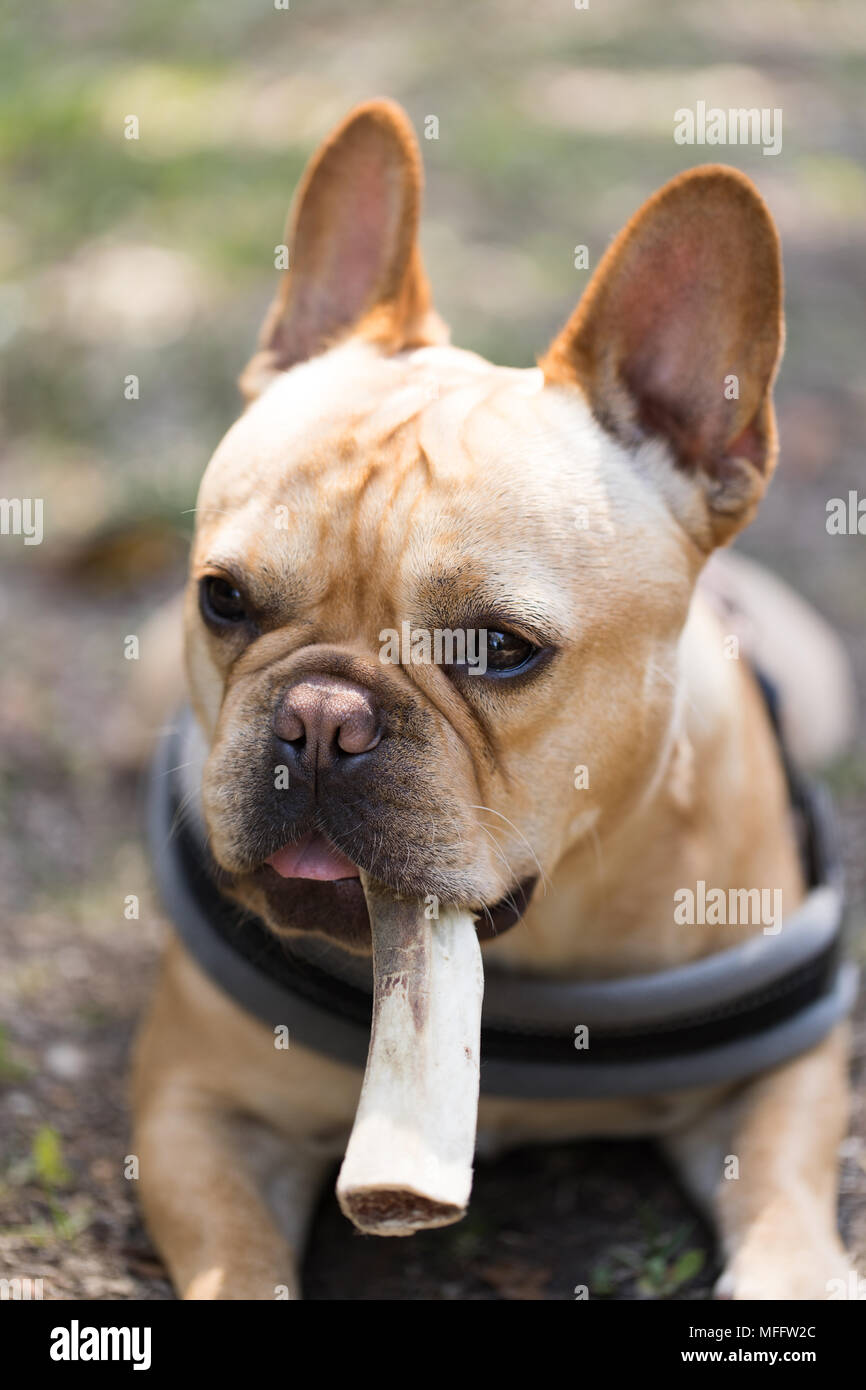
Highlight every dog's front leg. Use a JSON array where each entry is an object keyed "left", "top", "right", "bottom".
[
  {"left": 663, "top": 1025, "right": 852, "bottom": 1300},
  {"left": 132, "top": 1078, "right": 329, "bottom": 1300},
  {"left": 131, "top": 942, "right": 344, "bottom": 1300}
]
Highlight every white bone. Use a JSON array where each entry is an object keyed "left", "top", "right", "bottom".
[{"left": 336, "top": 875, "right": 484, "bottom": 1235}]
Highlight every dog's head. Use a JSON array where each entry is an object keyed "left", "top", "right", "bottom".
[{"left": 186, "top": 100, "right": 783, "bottom": 952}]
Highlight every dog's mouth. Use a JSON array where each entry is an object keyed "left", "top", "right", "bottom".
[
  {"left": 236, "top": 830, "right": 536, "bottom": 952},
  {"left": 265, "top": 829, "right": 360, "bottom": 883}
]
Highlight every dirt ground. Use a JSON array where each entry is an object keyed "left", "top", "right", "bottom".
[{"left": 1, "top": 0, "right": 865, "bottom": 1300}]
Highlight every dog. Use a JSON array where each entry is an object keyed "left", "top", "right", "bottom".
[{"left": 131, "top": 99, "right": 854, "bottom": 1300}]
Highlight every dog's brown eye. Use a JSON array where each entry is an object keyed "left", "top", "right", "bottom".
[
  {"left": 485, "top": 629, "right": 537, "bottom": 672},
  {"left": 200, "top": 575, "right": 247, "bottom": 625}
]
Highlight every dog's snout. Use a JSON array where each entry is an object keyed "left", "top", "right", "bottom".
[{"left": 273, "top": 675, "right": 382, "bottom": 766}]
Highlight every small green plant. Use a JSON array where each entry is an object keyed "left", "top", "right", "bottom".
[
  {"left": 32, "top": 1125, "right": 72, "bottom": 1191},
  {"left": 592, "top": 1211, "right": 707, "bottom": 1298}
]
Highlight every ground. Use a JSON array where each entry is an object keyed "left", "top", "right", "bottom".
[{"left": 1, "top": 0, "right": 865, "bottom": 1300}]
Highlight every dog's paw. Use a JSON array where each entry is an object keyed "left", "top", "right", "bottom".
[{"left": 715, "top": 1237, "right": 853, "bottom": 1301}]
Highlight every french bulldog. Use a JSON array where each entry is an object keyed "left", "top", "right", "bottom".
[{"left": 132, "top": 99, "right": 853, "bottom": 1300}]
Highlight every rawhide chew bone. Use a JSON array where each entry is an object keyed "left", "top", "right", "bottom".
[{"left": 336, "top": 873, "right": 484, "bottom": 1235}]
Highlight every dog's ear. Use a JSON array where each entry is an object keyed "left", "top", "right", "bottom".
[
  {"left": 540, "top": 167, "right": 783, "bottom": 549},
  {"left": 240, "top": 99, "right": 446, "bottom": 399}
]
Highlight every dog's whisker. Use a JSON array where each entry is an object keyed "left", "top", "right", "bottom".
[
  {"left": 468, "top": 804, "right": 547, "bottom": 890},
  {"left": 159, "top": 760, "right": 195, "bottom": 779},
  {"left": 180, "top": 506, "right": 236, "bottom": 516},
  {"left": 167, "top": 787, "right": 202, "bottom": 842},
  {"left": 475, "top": 820, "right": 518, "bottom": 891}
]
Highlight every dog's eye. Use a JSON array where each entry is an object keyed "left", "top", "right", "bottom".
[
  {"left": 200, "top": 575, "right": 248, "bottom": 626},
  {"left": 485, "top": 629, "right": 538, "bottom": 673}
]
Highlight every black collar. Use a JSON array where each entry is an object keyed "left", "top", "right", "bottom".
[{"left": 147, "top": 697, "right": 857, "bottom": 1099}]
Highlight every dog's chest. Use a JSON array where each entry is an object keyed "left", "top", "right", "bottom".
[{"left": 474, "top": 1090, "right": 717, "bottom": 1156}]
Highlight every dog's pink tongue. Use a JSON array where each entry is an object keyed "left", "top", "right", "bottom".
[{"left": 266, "top": 831, "right": 359, "bottom": 882}]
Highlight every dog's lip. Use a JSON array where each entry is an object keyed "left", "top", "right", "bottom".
[
  {"left": 265, "top": 830, "right": 360, "bottom": 882},
  {"left": 475, "top": 875, "right": 538, "bottom": 940},
  {"left": 250, "top": 856, "right": 538, "bottom": 945}
]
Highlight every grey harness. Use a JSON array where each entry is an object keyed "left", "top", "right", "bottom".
[{"left": 148, "top": 702, "right": 858, "bottom": 1099}]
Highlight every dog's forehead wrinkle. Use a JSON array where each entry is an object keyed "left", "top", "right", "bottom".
[
  {"left": 199, "top": 360, "right": 465, "bottom": 518},
  {"left": 202, "top": 342, "right": 601, "bottom": 521},
  {"left": 246, "top": 339, "right": 516, "bottom": 440}
]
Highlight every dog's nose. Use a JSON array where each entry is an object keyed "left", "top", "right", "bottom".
[{"left": 273, "top": 675, "right": 382, "bottom": 766}]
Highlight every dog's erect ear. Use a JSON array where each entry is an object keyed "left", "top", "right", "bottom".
[
  {"left": 540, "top": 167, "right": 784, "bottom": 549},
  {"left": 240, "top": 99, "right": 446, "bottom": 399}
]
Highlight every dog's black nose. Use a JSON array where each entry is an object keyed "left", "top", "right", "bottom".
[{"left": 273, "top": 675, "right": 382, "bottom": 773}]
